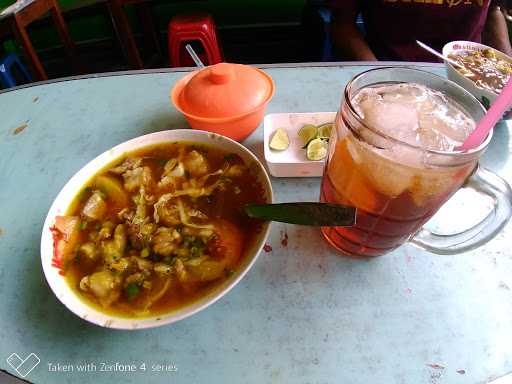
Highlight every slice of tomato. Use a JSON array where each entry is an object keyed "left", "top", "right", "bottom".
[
  {"left": 209, "top": 219, "right": 244, "bottom": 268},
  {"left": 51, "top": 216, "right": 81, "bottom": 273}
]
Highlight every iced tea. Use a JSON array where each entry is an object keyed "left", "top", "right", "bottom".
[{"left": 320, "top": 82, "right": 478, "bottom": 257}]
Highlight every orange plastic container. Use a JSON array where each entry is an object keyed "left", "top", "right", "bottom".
[{"left": 171, "top": 62, "right": 274, "bottom": 141}]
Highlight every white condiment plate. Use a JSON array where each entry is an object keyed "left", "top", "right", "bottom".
[{"left": 263, "top": 112, "right": 336, "bottom": 177}]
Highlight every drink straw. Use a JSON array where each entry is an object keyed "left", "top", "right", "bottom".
[{"left": 458, "top": 77, "right": 512, "bottom": 151}]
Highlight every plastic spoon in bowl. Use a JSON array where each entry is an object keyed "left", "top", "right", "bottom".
[
  {"left": 244, "top": 202, "right": 356, "bottom": 226},
  {"left": 416, "top": 40, "right": 466, "bottom": 70},
  {"left": 185, "top": 44, "right": 205, "bottom": 69},
  {"left": 457, "top": 77, "right": 512, "bottom": 151}
]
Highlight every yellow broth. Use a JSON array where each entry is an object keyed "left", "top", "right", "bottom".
[{"left": 56, "top": 142, "right": 266, "bottom": 318}]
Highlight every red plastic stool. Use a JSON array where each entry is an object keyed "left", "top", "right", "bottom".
[{"left": 168, "top": 13, "right": 223, "bottom": 67}]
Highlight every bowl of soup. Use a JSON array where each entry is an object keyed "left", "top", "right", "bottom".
[
  {"left": 41, "top": 129, "right": 273, "bottom": 329},
  {"left": 443, "top": 40, "right": 512, "bottom": 107}
]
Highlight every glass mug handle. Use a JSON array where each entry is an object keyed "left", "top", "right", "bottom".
[{"left": 411, "top": 166, "right": 512, "bottom": 255}]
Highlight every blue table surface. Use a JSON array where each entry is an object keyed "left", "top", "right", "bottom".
[{"left": 0, "top": 63, "right": 511, "bottom": 384}]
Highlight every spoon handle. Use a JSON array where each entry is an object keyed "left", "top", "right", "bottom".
[
  {"left": 416, "top": 40, "right": 465, "bottom": 70},
  {"left": 185, "top": 44, "right": 205, "bottom": 68},
  {"left": 244, "top": 202, "right": 356, "bottom": 226}
]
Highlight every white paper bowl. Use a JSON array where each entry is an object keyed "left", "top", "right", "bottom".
[
  {"left": 41, "top": 129, "right": 273, "bottom": 330},
  {"left": 442, "top": 40, "right": 512, "bottom": 107}
]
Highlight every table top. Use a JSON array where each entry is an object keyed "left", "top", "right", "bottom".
[{"left": 1, "top": 62, "right": 511, "bottom": 384}]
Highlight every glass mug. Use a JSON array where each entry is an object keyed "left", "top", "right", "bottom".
[{"left": 320, "top": 67, "right": 512, "bottom": 257}]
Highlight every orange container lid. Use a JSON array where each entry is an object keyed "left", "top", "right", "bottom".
[{"left": 177, "top": 63, "right": 274, "bottom": 119}]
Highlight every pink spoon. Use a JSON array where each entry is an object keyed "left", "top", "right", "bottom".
[{"left": 458, "top": 77, "right": 512, "bottom": 151}]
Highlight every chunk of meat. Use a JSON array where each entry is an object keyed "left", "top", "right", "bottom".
[
  {"left": 77, "top": 242, "right": 98, "bottom": 262},
  {"left": 153, "top": 227, "right": 181, "bottom": 256},
  {"left": 123, "top": 166, "right": 154, "bottom": 192},
  {"left": 127, "top": 222, "right": 156, "bottom": 250},
  {"left": 110, "top": 257, "right": 131, "bottom": 272},
  {"left": 125, "top": 272, "right": 145, "bottom": 286},
  {"left": 131, "top": 256, "right": 153, "bottom": 272},
  {"left": 79, "top": 270, "right": 122, "bottom": 307},
  {"left": 113, "top": 224, "right": 127, "bottom": 250},
  {"left": 102, "top": 224, "right": 127, "bottom": 265},
  {"left": 82, "top": 191, "right": 107, "bottom": 220},
  {"left": 158, "top": 160, "right": 186, "bottom": 190},
  {"left": 98, "top": 221, "right": 115, "bottom": 239},
  {"left": 159, "top": 169, "right": 184, "bottom": 189},
  {"left": 183, "top": 150, "right": 208, "bottom": 177},
  {"left": 154, "top": 194, "right": 180, "bottom": 225}
]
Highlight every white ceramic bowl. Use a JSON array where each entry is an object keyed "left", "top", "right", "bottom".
[
  {"left": 443, "top": 40, "right": 512, "bottom": 107},
  {"left": 41, "top": 129, "right": 273, "bottom": 330}
]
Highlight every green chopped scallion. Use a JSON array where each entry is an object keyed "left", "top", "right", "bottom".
[
  {"left": 225, "top": 269, "right": 235, "bottom": 277},
  {"left": 163, "top": 256, "right": 175, "bottom": 265},
  {"left": 125, "top": 283, "right": 140, "bottom": 300}
]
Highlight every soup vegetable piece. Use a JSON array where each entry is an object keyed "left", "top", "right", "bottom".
[
  {"left": 448, "top": 48, "right": 512, "bottom": 93},
  {"left": 51, "top": 142, "right": 265, "bottom": 317}
]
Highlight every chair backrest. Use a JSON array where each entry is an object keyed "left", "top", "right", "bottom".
[
  {"left": 0, "top": 0, "right": 37, "bottom": 19},
  {"left": 0, "top": 52, "right": 32, "bottom": 88}
]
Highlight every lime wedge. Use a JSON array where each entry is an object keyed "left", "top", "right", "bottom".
[
  {"left": 298, "top": 124, "right": 318, "bottom": 147},
  {"left": 306, "top": 138, "right": 328, "bottom": 161},
  {"left": 269, "top": 128, "right": 289, "bottom": 151},
  {"left": 317, "top": 123, "right": 333, "bottom": 140}
]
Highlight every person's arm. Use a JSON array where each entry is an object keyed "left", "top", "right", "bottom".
[
  {"left": 330, "top": 1, "right": 377, "bottom": 61},
  {"left": 483, "top": 5, "right": 512, "bottom": 55}
]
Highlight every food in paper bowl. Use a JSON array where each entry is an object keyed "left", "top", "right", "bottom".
[
  {"left": 443, "top": 40, "right": 512, "bottom": 107},
  {"left": 41, "top": 130, "right": 272, "bottom": 329}
]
